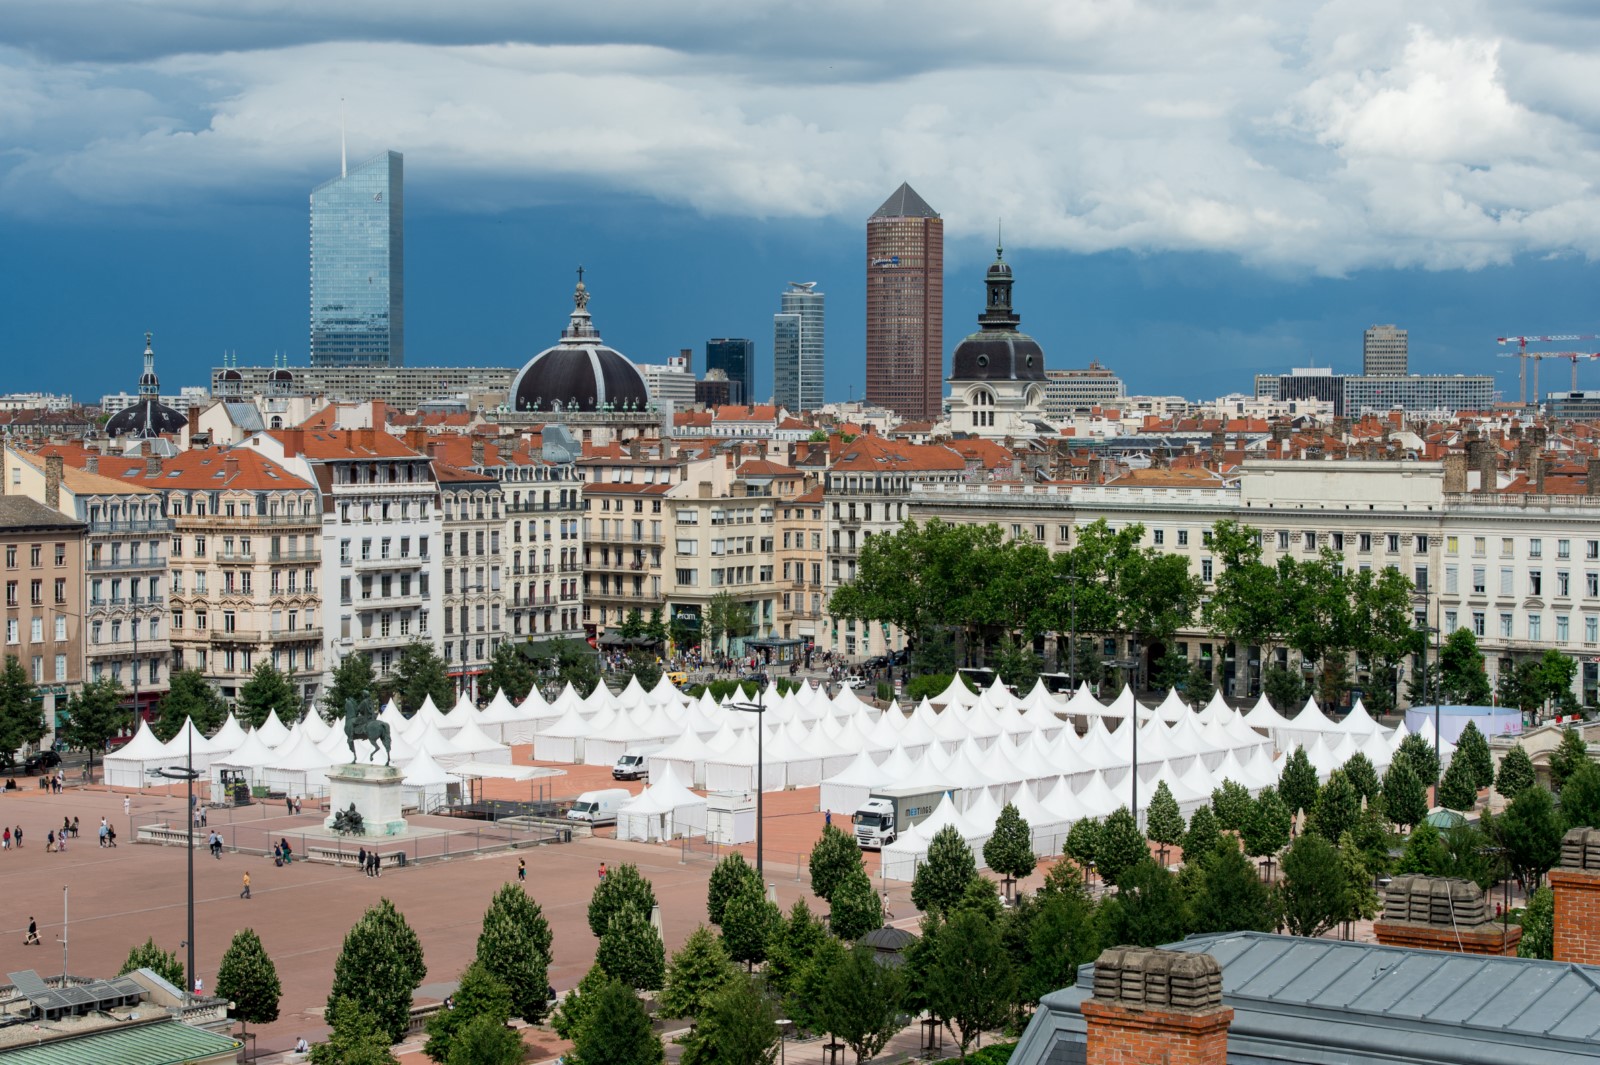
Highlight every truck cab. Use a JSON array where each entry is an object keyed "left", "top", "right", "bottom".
[{"left": 853, "top": 798, "right": 896, "bottom": 849}]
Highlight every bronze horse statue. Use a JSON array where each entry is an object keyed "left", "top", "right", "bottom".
[{"left": 343, "top": 695, "right": 392, "bottom": 766}]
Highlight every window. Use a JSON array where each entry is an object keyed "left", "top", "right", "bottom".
[
  {"left": 1332, "top": 532, "right": 1344, "bottom": 551},
  {"left": 1201, "top": 558, "right": 1213, "bottom": 582},
  {"left": 1277, "top": 530, "right": 1290, "bottom": 550},
  {"left": 1559, "top": 571, "right": 1571, "bottom": 597},
  {"left": 1359, "top": 533, "right": 1372, "bottom": 552},
  {"left": 1530, "top": 539, "right": 1544, "bottom": 559},
  {"left": 1177, "top": 529, "right": 1190, "bottom": 547},
  {"left": 1529, "top": 615, "right": 1542, "bottom": 641},
  {"left": 1500, "top": 567, "right": 1514, "bottom": 595},
  {"left": 1502, "top": 537, "right": 1515, "bottom": 557},
  {"left": 53, "top": 616, "right": 64, "bottom": 641},
  {"left": 1414, "top": 566, "right": 1429, "bottom": 593},
  {"left": 1445, "top": 566, "right": 1458, "bottom": 594},
  {"left": 1590, "top": 572, "right": 1600, "bottom": 598},
  {"left": 53, "top": 543, "right": 64, "bottom": 567},
  {"left": 1387, "top": 534, "right": 1400, "bottom": 553},
  {"left": 1530, "top": 570, "right": 1543, "bottom": 597},
  {"left": 1590, "top": 540, "right": 1600, "bottom": 561},
  {"left": 29, "top": 618, "right": 41, "bottom": 643},
  {"left": 1444, "top": 610, "right": 1457, "bottom": 632},
  {"left": 1446, "top": 535, "right": 1458, "bottom": 554},
  {"left": 4, "top": 620, "right": 14, "bottom": 644},
  {"left": 1305, "top": 531, "right": 1318, "bottom": 550},
  {"left": 1560, "top": 539, "right": 1572, "bottom": 560},
  {"left": 1153, "top": 529, "right": 1164, "bottom": 546},
  {"left": 1415, "top": 534, "right": 1429, "bottom": 551},
  {"left": 53, "top": 655, "right": 65, "bottom": 682},
  {"left": 1500, "top": 613, "right": 1514, "bottom": 638},
  {"left": 1558, "top": 615, "right": 1570, "bottom": 643},
  {"left": 1473, "top": 611, "right": 1486, "bottom": 637},
  {"left": 676, "top": 539, "right": 697, "bottom": 555},
  {"left": 1589, "top": 616, "right": 1599, "bottom": 644}
]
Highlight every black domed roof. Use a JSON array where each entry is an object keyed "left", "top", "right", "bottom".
[
  {"left": 269, "top": 367, "right": 294, "bottom": 383},
  {"left": 106, "top": 398, "right": 186, "bottom": 439},
  {"left": 948, "top": 244, "right": 1046, "bottom": 383},
  {"left": 510, "top": 276, "right": 652, "bottom": 414},
  {"left": 220, "top": 368, "right": 244, "bottom": 382}
]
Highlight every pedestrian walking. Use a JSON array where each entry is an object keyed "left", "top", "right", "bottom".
[
  {"left": 23, "top": 918, "right": 38, "bottom": 946},
  {"left": 45, "top": 830, "right": 54, "bottom": 853},
  {"left": 824, "top": 809, "right": 832, "bottom": 829},
  {"left": 209, "top": 831, "right": 222, "bottom": 859},
  {"left": 98, "top": 822, "right": 108, "bottom": 848},
  {"left": 70, "top": 816, "right": 78, "bottom": 838},
  {"left": 4, "top": 826, "right": 12, "bottom": 850},
  {"left": 105, "top": 825, "right": 116, "bottom": 847},
  {"left": 597, "top": 861, "right": 607, "bottom": 880},
  {"left": 240, "top": 872, "right": 251, "bottom": 899},
  {"left": 518, "top": 858, "right": 526, "bottom": 882},
  {"left": 15, "top": 825, "right": 23, "bottom": 848},
  {"left": 357, "top": 847, "right": 366, "bottom": 872},
  {"left": 123, "top": 796, "right": 130, "bottom": 818},
  {"left": 285, "top": 797, "right": 294, "bottom": 817}
]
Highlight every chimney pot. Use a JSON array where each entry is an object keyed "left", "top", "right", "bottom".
[
  {"left": 1081, "top": 947, "right": 1232, "bottom": 1065},
  {"left": 44, "top": 454, "right": 63, "bottom": 510}
]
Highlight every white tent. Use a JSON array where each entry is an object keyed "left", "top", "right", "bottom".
[
  {"left": 442, "top": 716, "right": 512, "bottom": 767},
  {"left": 206, "top": 728, "right": 278, "bottom": 795},
  {"left": 401, "top": 747, "right": 460, "bottom": 813},
  {"left": 1008, "top": 785, "right": 1069, "bottom": 856},
  {"left": 880, "top": 819, "right": 931, "bottom": 882},
  {"left": 820, "top": 749, "right": 887, "bottom": 815},
  {"left": 616, "top": 765, "right": 708, "bottom": 841},
  {"left": 104, "top": 721, "right": 174, "bottom": 788},
  {"left": 209, "top": 714, "right": 247, "bottom": 752},
  {"left": 260, "top": 728, "right": 334, "bottom": 797},
  {"left": 254, "top": 709, "right": 291, "bottom": 749},
  {"left": 300, "top": 711, "right": 332, "bottom": 745}
]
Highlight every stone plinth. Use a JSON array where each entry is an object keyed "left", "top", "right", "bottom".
[{"left": 325, "top": 762, "right": 407, "bottom": 837}]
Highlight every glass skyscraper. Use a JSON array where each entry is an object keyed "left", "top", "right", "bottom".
[
  {"left": 705, "top": 338, "right": 754, "bottom": 405},
  {"left": 310, "top": 150, "right": 404, "bottom": 367},
  {"left": 773, "top": 283, "right": 824, "bottom": 411}
]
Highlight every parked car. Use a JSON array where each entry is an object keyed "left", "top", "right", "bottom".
[
  {"left": 842, "top": 675, "right": 868, "bottom": 689},
  {"left": 24, "top": 750, "right": 61, "bottom": 775}
]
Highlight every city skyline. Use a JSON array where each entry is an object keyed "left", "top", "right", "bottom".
[{"left": 6, "top": 3, "right": 1600, "bottom": 403}]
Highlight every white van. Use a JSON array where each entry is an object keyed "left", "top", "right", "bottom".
[
  {"left": 612, "top": 744, "right": 666, "bottom": 781},
  {"left": 567, "top": 788, "right": 631, "bottom": 825}
]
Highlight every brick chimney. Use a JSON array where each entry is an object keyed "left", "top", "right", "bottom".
[
  {"left": 223, "top": 454, "right": 240, "bottom": 482},
  {"left": 1209, "top": 431, "right": 1225, "bottom": 461},
  {"left": 1587, "top": 457, "right": 1600, "bottom": 497},
  {"left": 1474, "top": 439, "right": 1497, "bottom": 492},
  {"left": 403, "top": 427, "right": 427, "bottom": 451},
  {"left": 1372, "top": 875, "right": 1520, "bottom": 955},
  {"left": 144, "top": 454, "right": 161, "bottom": 477},
  {"left": 84, "top": 454, "right": 98, "bottom": 475},
  {"left": 1549, "top": 827, "right": 1600, "bottom": 965},
  {"left": 44, "top": 454, "right": 63, "bottom": 510},
  {"left": 281, "top": 428, "right": 303, "bottom": 458},
  {"left": 1442, "top": 453, "right": 1467, "bottom": 494},
  {"left": 1080, "top": 947, "right": 1231, "bottom": 1065},
  {"left": 470, "top": 437, "right": 485, "bottom": 467}
]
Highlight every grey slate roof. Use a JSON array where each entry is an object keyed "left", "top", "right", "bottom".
[
  {"left": 0, "top": 496, "right": 85, "bottom": 533},
  {"left": 1012, "top": 931, "right": 1600, "bottom": 1065},
  {"left": 222, "top": 401, "right": 265, "bottom": 432},
  {"left": 871, "top": 182, "right": 939, "bottom": 219}
]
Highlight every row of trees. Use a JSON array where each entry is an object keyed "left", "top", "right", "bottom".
[{"left": 120, "top": 929, "right": 281, "bottom": 1048}]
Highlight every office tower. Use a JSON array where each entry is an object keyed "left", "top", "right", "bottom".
[
  {"left": 774, "top": 282, "right": 825, "bottom": 411},
  {"left": 706, "top": 338, "right": 755, "bottom": 403},
  {"left": 1363, "top": 324, "right": 1407, "bottom": 377},
  {"left": 866, "top": 182, "right": 943, "bottom": 419},
  {"left": 310, "top": 150, "right": 404, "bottom": 367}
]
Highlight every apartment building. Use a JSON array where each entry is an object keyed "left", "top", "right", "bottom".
[
  {"left": 435, "top": 460, "right": 504, "bottom": 699},
  {"left": 822, "top": 434, "right": 966, "bottom": 657},
  {"left": 580, "top": 447, "right": 681, "bottom": 638},
  {"left": 0, "top": 496, "right": 87, "bottom": 735},
  {"left": 761, "top": 470, "right": 825, "bottom": 651},
  {"left": 5, "top": 447, "right": 171, "bottom": 719},
  {"left": 250, "top": 427, "right": 441, "bottom": 686}
]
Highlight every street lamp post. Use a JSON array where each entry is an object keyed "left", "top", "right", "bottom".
[
  {"left": 731, "top": 677, "right": 768, "bottom": 877},
  {"left": 155, "top": 724, "right": 199, "bottom": 1003},
  {"left": 1110, "top": 657, "right": 1141, "bottom": 815}
]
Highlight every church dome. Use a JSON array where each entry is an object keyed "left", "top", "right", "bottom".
[
  {"left": 108, "top": 332, "right": 186, "bottom": 439},
  {"left": 949, "top": 244, "right": 1046, "bottom": 383},
  {"left": 510, "top": 273, "right": 652, "bottom": 414},
  {"left": 219, "top": 368, "right": 244, "bottom": 383}
]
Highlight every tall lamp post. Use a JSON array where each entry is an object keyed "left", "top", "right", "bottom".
[
  {"left": 1110, "top": 657, "right": 1141, "bottom": 815},
  {"left": 156, "top": 723, "right": 198, "bottom": 1003},
  {"left": 730, "top": 676, "right": 768, "bottom": 877}
]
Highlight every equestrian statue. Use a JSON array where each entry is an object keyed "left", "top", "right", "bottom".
[{"left": 343, "top": 695, "right": 392, "bottom": 766}]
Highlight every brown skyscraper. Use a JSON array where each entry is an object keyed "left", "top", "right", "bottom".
[{"left": 866, "top": 183, "right": 943, "bottom": 419}]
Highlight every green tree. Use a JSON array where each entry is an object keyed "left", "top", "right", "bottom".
[
  {"left": 1381, "top": 756, "right": 1428, "bottom": 830},
  {"left": 989, "top": 633, "right": 1041, "bottom": 692},
  {"left": 152, "top": 668, "right": 227, "bottom": 741},
  {"left": 679, "top": 975, "right": 779, "bottom": 1065},
  {"left": 1561, "top": 759, "right": 1600, "bottom": 830},
  {"left": 829, "top": 865, "right": 885, "bottom": 941},
  {"left": 1182, "top": 658, "right": 1217, "bottom": 705},
  {"left": 1517, "top": 886, "right": 1555, "bottom": 960},
  {"left": 1455, "top": 721, "right": 1495, "bottom": 791},
  {"left": 311, "top": 998, "right": 399, "bottom": 1065},
  {"left": 59, "top": 675, "right": 127, "bottom": 769},
  {"left": 328, "top": 898, "right": 428, "bottom": 1043},
  {"left": 765, "top": 898, "right": 827, "bottom": 1001},
  {"left": 721, "top": 878, "right": 782, "bottom": 970},
  {"left": 447, "top": 1014, "right": 523, "bottom": 1065},
  {"left": 920, "top": 909, "right": 1017, "bottom": 1062},
  {"left": 425, "top": 961, "right": 512, "bottom": 1064},
  {"left": 550, "top": 963, "right": 609, "bottom": 1042},
  {"left": 1438, "top": 750, "right": 1479, "bottom": 812},
  {"left": 1309, "top": 769, "right": 1360, "bottom": 843},
  {"left": 623, "top": 648, "right": 662, "bottom": 692},
  {"left": 322, "top": 652, "right": 376, "bottom": 722},
  {"left": 238, "top": 660, "right": 299, "bottom": 728},
  {"left": 1024, "top": 885, "right": 1099, "bottom": 1004},
  {"left": 1398, "top": 821, "right": 1450, "bottom": 876},
  {"left": 789, "top": 934, "right": 846, "bottom": 1040},
  {"left": 1495, "top": 786, "right": 1564, "bottom": 891},
  {"left": 1550, "top": 727, "right": 1591, "bottom": 791},
  {"left": 570, "top": 977, "right": 663, "bottom": 1065},
  {"left": 983, "top": 802, "right": 1037, "bottom": 893},
  {"left": 619, "top": 609, "right": 646, "bottom": 639},
  {"left": 475, "top": 883, "right": 553, "bottom": 1024},
  {"left": 1496, "top": 743, "right": 1537, "bottom": 800},
  {"left": 705, "top": 592, "right": 755, "bottom": 655},
  {"left": 1183, "top": 805, "right": 1222, "bottom": 865},
  {"left": 808, "top": 825, "right": 864, "bottom": 905},
  {"left": 0, "top": 655, "right": 45, "bottom": 765},
  {"left": 1241, "top": 787, "right": 1292, "bottom": 868},
  {"left": 118, "top": 936, "right": 185, "bottom": 989},
  {"left": 708, "top": 852, "right": 763, "bottom": 927},
  {"left": 1263, "top": 664, "right": 1310, "bottom": 714},
  {"left": 659, "top": 925, "right": 736, "bottom": 1020},
  {"left": 1144, "top": 782, "right": 1184, "bottom": 862},
  {"left": 1204, "top": 521, "right": 1293, "bottom": 677},
  {"left": 588, "top": 863, "right": 658, "bottom": 938},
  {"left": 1395, "top": 731, "right": 1441, "bottom": 788},
  {"left": 1438, "top": 628, "right": 1493, "bottom": 705},
  {"left": 1279, "top": 833, "right": 1346, "bottom": 939},
  {"left": 1337, "top": 831, "right": 1381, "bottom": 930},
  {"left": 1209, "top": 778, "right": 1254, "bottom": 832},
  {"left": 912, "top": 825, "right": 978, "bottom": 916},
  {"left": 817, "top": 943, "right": 908, "bottom": 1063},
  {"left": 215, "top": 928, "right": 281, "bottom": 1048},
  {"left": 1064, "top": 817, "right": 1101, "bottom": 871},
  {"left": 1097, "top": 859, "right": 1188, "bottom": 947},
  {"left": 538, "top": 638, "right": 603, "bottom": 698},
  {"left": 597, "top": 901, "right": 665, "bottom": 992},
  {"left": 1341, "top": 753, "right": 1380, "bottom": 804},
  {"left": 1097, "top": 806, "right": 1149, "bottom": 888},
  {"left": 1189, "top": 838, "right": 1277, "bottom": 934},
  {"left": 395, "top": 640, "right": 454, "bottom": 714},
  {"left": 1278, "top": 746, "right": 1320, "bottom": 819},
  {"left": 483, "top": 641, "right": 536, "bottom": 703}
]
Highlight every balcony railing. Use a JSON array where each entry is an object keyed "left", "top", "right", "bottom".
[
  {"left": 266, "top": 627, "right": 323, "bottom": 642},
  {"left": 216, "top": 552, "right": 254, "bottom": 565},
  {"left": 353, "top": 631, "right": 420, "bottom": 650},
  {"left": 354, "top": 593, "right": 420, "bottom": 609},
  {"left": 352, "top": 555, "right": 425, "bottom": 571},
  {"left": 88, "top": 519, "right": 170, "bottom": 536},
  {"left": 268, "top": 549, "right": 320, "bottom": 562},
  {"left": 177, "top": 512, "right": 320, "bottom": 527},
  {"left": 87, "top": 557, "right": 162, "bottom": 573},
  {"left": 91, "top": 596, "right": 154, "bottom": 609},
  {"left": 209, "top": 628, "right": 263, "bottom": 644}
]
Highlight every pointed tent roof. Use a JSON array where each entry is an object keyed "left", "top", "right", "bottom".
[
  {"left": 255, "top": 709, "right": 291, "bottom": 748},
  {"left": 301, "top": 710, "right": 332, "bottom": 744},
  {"left": 402, "top": 746, "right": 460, "bottom": 787},
  {"left": 620, "top": 763, "right": 706, "bottom": 816},
  {"left": 210, "top": 714, "right": 247, "bottom": 752},
  {"left": 821, "top": 749, "right": 886, "bottom": 789},
  {"left": 213, "top": 728, "right": 277, "bottom": 769},
  {"left": 267, "top": 727, "right": 333, "bottom": 771},
  {"left": 872, "top": 182, "right": 939, "bottom": 219}
]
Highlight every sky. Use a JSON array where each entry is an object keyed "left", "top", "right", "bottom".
[{"left": 5, "top": 1, "right": 1600, "bottom": 404}]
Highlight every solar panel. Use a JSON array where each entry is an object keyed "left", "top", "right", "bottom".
[
  {"left": 57, "top": 985, "right": 96, "bottom": 1012},
  {"left": 6, "top": 971, "right": 48, "bottom": 997}
]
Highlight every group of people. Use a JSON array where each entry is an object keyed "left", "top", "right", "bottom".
[
  {"left": 45, "top": 816, "right": 83, "bottom": 853},
  {"left": 97, "top": 817, "right": 116, "bottom": 847},
  {"left": 354, "top": 847, "right": 383, "bottom": 877},
  {"left": 39, "top": 771, "right": 67, "bottom": 794},
  {"left": 272, "top": 838, "right": 294, "bottom": 866},
  {"left": 2, "top": 825, "right": 24, "bottom": 849}
]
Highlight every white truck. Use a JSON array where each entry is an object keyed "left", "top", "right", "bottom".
[
  {"left": 567, "top": 788, "right": 631, "bottom": 826},
  {"left": 612, "top": 744, "right": 666, "bottom": 781},
  {"left": 852, "top": 785, "right": 950, "bottom": 849}
]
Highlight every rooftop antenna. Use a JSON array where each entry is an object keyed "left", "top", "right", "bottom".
[{"left": 340, "top": 97, "right": 347, "bottom": 179}]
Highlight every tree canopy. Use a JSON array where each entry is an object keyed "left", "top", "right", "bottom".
[
  {"left": 394, "top": 640, "right": 454, "bottom": 714},
  {"left": 328, "top": 898, "right": 427, "bottom": 1043},
  {"left": 153, "top": 668, "right": 226, "bottom": 741},
  {"left": 59, "top": 675, "right": 127, "bottom": 767},
  {"left": 239, "top": 660, "right": 299, "bottom": 728}
]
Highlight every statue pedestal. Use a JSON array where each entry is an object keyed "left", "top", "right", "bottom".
[{"left": 324, "top": 763, "right": 408, "bottom": 837}]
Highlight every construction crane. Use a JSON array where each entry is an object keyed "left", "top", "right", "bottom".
[
  {"left": 1497, "top": 334, "right": 1600, "bottom": 405},
  {"left": 1495, "top": 351, "right": 1600, "bottom": 396}
]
